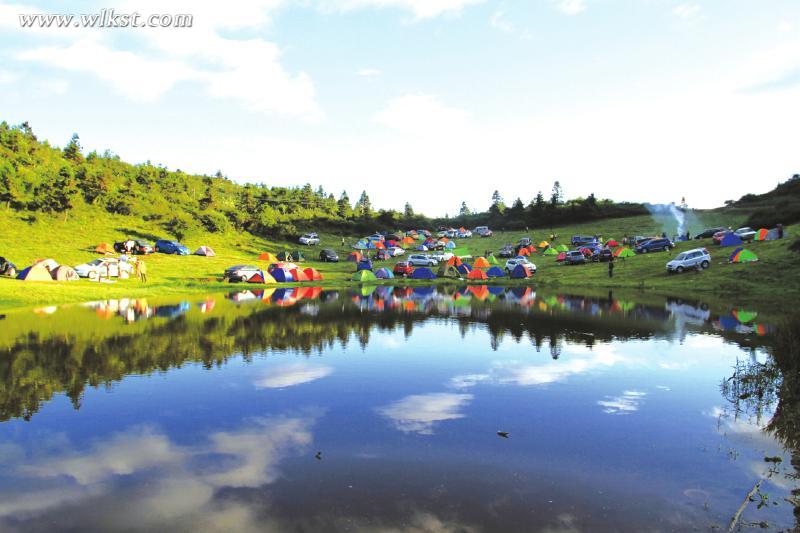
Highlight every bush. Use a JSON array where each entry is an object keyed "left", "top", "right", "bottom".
[
  {"left": 199, "top": 211, "right": 229, "bottom": 233},
  {"left": 745, "top": 201, "right": 800, "bottom": 229}
]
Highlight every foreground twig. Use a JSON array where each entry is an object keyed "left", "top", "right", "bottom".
[{"left": 727, "top": 481, "right": 762, "bottom": 532}]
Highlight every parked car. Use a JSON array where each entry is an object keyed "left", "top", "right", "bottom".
[
  {"left": 224, "top": 265, "right": 262, "bottom": 282},
  {"left": 571, "top": 235, "right": 597, "bottom": 246},
  {"left": 298, "top": 233, "right": 320, "bottom": 245},
  {"left": 319, "top": 249, "right": 339, "bottom": 262},
  {"left": 666, "top": 248, "right": 711, "bottom": 273},
  {"left": 114, "top": 240, "right": 154, "bottom": 255},
  {"left": 632, "top": 236, "right": 652, "bottom": 246},
  {"left": 498, "top": 244, "right": 515, "bottom": 258},
  {"left": 505, "top": 258, "right": 537, "bottom": 274},
  {"left": 408, "top": 254, "right": 438, "bottom": 267},
  {"left": 734, "top": 227, "right": 756, "bottom": 242},
  {"left": 474, "top": 226, "right": 491, "bottom": 237},
  {"left": 563, "top": 251, "right": 586, "bottom": 265},
  {"left": 480, "top": 229, "right": 493, "bottom": 238},
  {"left": 393, "top": 261, "right": 414, "bottom": 277},
  {"left": 694, "top": 227, "right": 726, "bottom": 240},
  {"left": 387, "top": 246, "right": 405, "bottom": 257},
  {"left": 591, "top": 249, "right": 614, "bottom": 262},
  {"left": 635, "top": 238, "right": 674, "bottom": 253},
  {"left": 74, "top": 258, "right": 134, "bottom": 280},
  {"left": 518, "top": 237, "right": 532, "bottom": 247},
  {"left": 457, "top": 229, "right": 472, "bottom": 238},
  {"left": 154, "top": 239, "right": 190, "bottom": 255}
]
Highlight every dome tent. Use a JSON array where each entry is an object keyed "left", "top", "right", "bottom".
[
  {"left": 410, "top": 267, "right": 436, "bottom": 280},
  {"left": 375, "top": 268, "right": 394, "bottom": 279},
  {"left": 353, "top": 270, "right": 377, "bottom": 282},
  {"left": 486, "top": 266, "right": 505, "bottom": 277}
]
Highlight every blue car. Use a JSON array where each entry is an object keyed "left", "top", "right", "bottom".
[
  {"left": 154, "top": 239, "right": 190, "bottom": 255},
  {"left": 635, "top": 238, "right": 674, "bottom": 254}
]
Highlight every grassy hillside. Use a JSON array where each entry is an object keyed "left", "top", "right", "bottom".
[{"left": 0, "top": 205, "right": 796, "bottom": 311}]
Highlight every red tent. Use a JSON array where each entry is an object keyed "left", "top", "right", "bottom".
[
  {"left": 557, "top": 252, "right": 567, "bottom": 262},
  {"left": 290, "top": 268, "right": 310, "bottom": 282},
  {"left": 467, "top": 269, "right": 488, "bottom": 280},
  {"left": 303, "top": 267, "right": 323, "bottom": 281}
]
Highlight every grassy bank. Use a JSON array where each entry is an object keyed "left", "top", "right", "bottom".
[{"left": 0, "top": 207, "right": 796, "bottom": 311}]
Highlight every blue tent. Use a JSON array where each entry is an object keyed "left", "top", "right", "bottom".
[
  {"left": 271, "top": 269, "right": 294, "bottom": 283},
  {"left": 271, "top": 288, "right": 296, "bottom": 304},
  {"left": 375, "top": 268, "right": 394, "bottom": 279},
  {"left": 357, "top": 259, "right": 373, "bottom": 272},
  {"left": 486, "top": 266, "right": 505, "bottom": 278},
  {"left": 728, "top": 247, "right": 744, "bottom": 262},
  {"left": 411, "top": 267, "right": 436, "bottom": 280},
  {"left": 445, "top": 241, "right": 456, "bottom": 249},
  {"left": 510, "top": 264, "right": 532, "bottom": 279},
  {"left": 413, "top": 285, "right": 436, "bottom": 297},
  {"left": 720, "top": 232, "right": 743, "bottom": 247},
  {"left": 456, "top": 263, "right": 472, "bottom": 275}
]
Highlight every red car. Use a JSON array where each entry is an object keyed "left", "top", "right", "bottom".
[
  {"left": 393, "top": 261, "right": 413, "bottom": 277},
  {"left": 712, "top": 230, "right": 729, "bottom": 244}
]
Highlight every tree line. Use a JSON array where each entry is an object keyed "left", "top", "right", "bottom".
[{"left": 0, "top": 121, "right": 646, "bottom": 239}]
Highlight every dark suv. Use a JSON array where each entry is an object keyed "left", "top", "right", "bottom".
[
  {"left": 635, "top": 238, "right": 674, "bottom": 253},
  {"left": 518, "top": 237, "right": 532, "bottom": 247},
  {"left": 319, "top": 248, "right": 339, "bottom": 262},
  {"left": 694, "top": 227, "right": 725, "bottom": 240},
  {"left": 498, "top": 245, "right": 515, "bottom": 258},
  {"left": 571, "top": 235, "right": 597, "bottom": 246},
  {"left": 592, "top": 249, "right": 613, "bottom": 262}
]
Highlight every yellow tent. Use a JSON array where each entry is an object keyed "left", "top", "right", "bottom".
[{"left": 473, "top": 257, "right": 490, "bottom": 268}]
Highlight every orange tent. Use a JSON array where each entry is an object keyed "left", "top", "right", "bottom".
[
  {"left": 290, "top": 268, "right": 310, "bottom": 282},
  {"left": 375, "top": 241, "right": 385, "bottom": 249},
  {"left": 258, "top": 252, "right": 278, "bottom": 262},
  {"left": 467, "top": 269, "right": 488, "bottom": 280},
  {"left": 401, "top": 236, "right": 415, "bottom": 246},
  {"left": 467, "top": 285, "right": 489, "bottom": 300},
  {"left": 518, "top": 248, "right": 531, "bottom": 256},
  {"left": 303, "top": 267, "right": 323, "bottom": 281},
  {"left": 473, "top": 257, "right": 490, "bottom": 268},
  {"left": 446, "top": 256, "right": 463, "bottom": 267},
  {"left": 439, "top": 237, "right": 449, "bottom": 243},
  {"left": 527, "top": 245, "right": 537, "bottom": 253},
  {"left": 95, "top": 243, "right": 114, "bottom": 254}
]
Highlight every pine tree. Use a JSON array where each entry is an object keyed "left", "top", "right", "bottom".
[
  {"left": 550, "top": 181, "right": 563, "bottom": 207},
  {"left": 64, "top": 133, "right": 83, "bottom": 163},
  {"left": 459, "top": 201, "right": 470, "bottom": 216},
  {"left": 356, "top": 190, "right": 372, "bottom": 218},
  {"left": 337, "top": 191, "right": 352, "bottom": 218},
  {"left": 403, "top": 202, "right": 415, "bottom": 218}
]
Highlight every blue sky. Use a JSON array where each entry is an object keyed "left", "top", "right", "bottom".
[{"left": 1, "top": 0, "right": 799, "bottom": 215}]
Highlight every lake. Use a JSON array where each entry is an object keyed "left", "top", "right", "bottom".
[{"left": 0, "top": 286, "right": 797, "bottom": 532}]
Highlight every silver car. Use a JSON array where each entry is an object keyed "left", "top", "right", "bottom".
[
  {"left": 666, "top": 248, "right": 711, "bottom": 273},
  {"left": 408, "top": 254, "right": 438, "bottom": 267}
]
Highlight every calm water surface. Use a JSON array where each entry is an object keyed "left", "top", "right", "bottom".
[{"left": 0, "top": 286, "right": 797, "bottom": 532}]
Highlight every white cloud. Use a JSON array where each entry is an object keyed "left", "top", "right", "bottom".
[
  {"left": 597, "top": 390, "right": 646, "bottom": 415},
  {"left": 378, "top": 392, "right": 473, "bottom": 434},
  {"left": 373, "top": 93, "right": 472, "bottom": 137},
  {"left": 357, "top": 68, "right": 382, "bottom": 77},
  {"left": 777, "top": 21, "right": 794, "bottom": 33},
  {"left": 255, "top": 364, "right": 333, "bottom": 388},
  {"left": 326, "top": 0, "right": 486, "bottom": 19},
  {"left": 554, "top": 0, "right": 585, "bottom": 16},
  {"left": 489, "top": 10, "right": 514, "bottom": 33},
  {"left": 673, "top": 3, "right": 700, "bottom": 20}
]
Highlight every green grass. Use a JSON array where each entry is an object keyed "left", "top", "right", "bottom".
[{"left": 0, "top": 206, "right": 796, "bottom": 311}]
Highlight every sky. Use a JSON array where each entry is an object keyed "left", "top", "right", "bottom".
[{"left": 1, "top": 0, "right": 799, "bottom": 216}]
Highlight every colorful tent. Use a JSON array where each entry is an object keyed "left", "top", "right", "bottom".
[
  {"left": 473, "top": 257, "right": 490, "bottom": 268},
  {"left": 347, "top": 251, "right": 362, "bottom": 262},
  {"left": 353, "top": 270, "right": 377, "bottom": 282},
  {"left": 614, "top": 247, "right": 635, "bottom": 258},
  {"left": 259, "top": 252, "right": 278, "bottom": 262},
  {"left": 579, "top": 248, "right": 594, "bottom": 257},
  {"left": 52, "top": 265, "right": 79, "bottom": 281},
  {"left": 290, "top": 250, "right": 304, "bottom": 261},
  {"left": 268, "top": 261, "right": 297, "bottom": 272},
  {"left": 556, "top": 252, "right": 567, "bottom": 262},
  {"left": 411, "top": 267, "right": 436, "bottom": 280},
  {"left": 543, "top": 247, "right": 558, "bottom": 256},
  {"left": 95, "top": 243, "right": 114, "bottom": 254},
  {"left": 510, "top": 264, "right": 532, "bottom": 279},
  {"left": 527, "top": 245, "right": 538, "bottom": 254},
  {"left": 401, "top": 237, "right": 416, "bottom": 247},
  {"left": 303, "top": 267, "right": 323, "bottom": 281},
  {"left": 438, "top": 264, "right": 460, "bottom": 278},
  {"left": 445, "top": 241, "right": 456, "bottom": 249},
  {"left": 357, "top": 259, "right": 373, "bottom": 272},
  {"left": 467, "top": 269, "right": 488, "bottom": 280},
  {"left": 488, "top": 255, "right": 499, "bottom": 265},
  {"left": 290, "top": 268, "right": 310, "bottom": 282},
  {"left": 755, "top": 228, "right": 769, "bottom": 241},
  {"left": 270, "top": 269, "right": 294, "bottom": 283},
  {"left": 467, "top": 285, "right": 490, "bottom": 300},
  {"left": 375, "top": 268, "right": 394, "bottom": 279},
  {"left": 195, "top": 246, "right": 215, "bottom": 256},
  {"left": 277, "top": 251, "right": 292, "bottom": 261},
  {"left": 486, "top": 266, "right": 505, "bottom": 277},
  {"left": 17, "top": 262, "right": 54, "bottom": 281},
  {"left": 248, "top": 270, "right": 276, "bottom": 284},
  {"left": 556, "top": 244, "right": 569, "bottom": 252},
  {"left": 518, "top": 248, "right": 531, "bottom": 256},
  {"left": 539, "top": 241, "right": 549, "bottom": 248},
  {"left": 729, "top": 248, "right": 758, "bottom": 263},
  {"left": 446, "top": 256, "right": 463, "bottom": 267},
  {"left": 456, "top": 263, "right": 472, "bottom": 275},
  {"left": 606, "top": 240, "right": 619, "bottom": 247},
  {"left": 733, "top": 309, "right": 758, "bottom": 323},
  {"left": 719, "top": 233, "right": 743, "bottom": 247}
]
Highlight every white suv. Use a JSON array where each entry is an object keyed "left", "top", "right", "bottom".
[
  {"left": 299, "top": 233, "right": 320, "bottom": 245},
  {"left": 666, "top": 248, "right": 711, "bottom": 273},
  {"left": 408, "top": 254, "right": 438, "bottom": 266},
  {"left": 505, "top": 258, "right": 537, "bottom": 274}
]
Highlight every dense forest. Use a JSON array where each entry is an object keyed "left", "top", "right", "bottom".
[
  {"left": 731, "top": 173, "right": 800, "bottom": 229},
  {"left": 0, "top": 120, "right": 651, "bottom": 239}
]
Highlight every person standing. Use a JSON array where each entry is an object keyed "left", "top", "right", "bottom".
[{"left": 138, "top": 259, "right": 147, "bottom": 283}]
